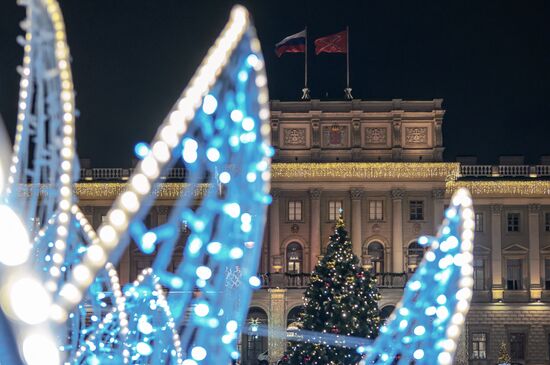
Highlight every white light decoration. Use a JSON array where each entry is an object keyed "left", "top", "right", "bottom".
[
  {"left": 0, "top": 204, "right": 31, "bottom": 266},
  {"left": 360, "top": 188, "right": 475, "bottom": 365},
  {"left": 202, "top": 94, "right": 218, "bottom": 115}
]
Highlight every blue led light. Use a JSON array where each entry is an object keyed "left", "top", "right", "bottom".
[{"left": 134, "top": 142, "right": 150, "bottom": 159}]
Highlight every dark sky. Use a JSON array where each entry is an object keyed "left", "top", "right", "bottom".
[{"left": 1, "top": 0, "right": 550, "bottom": 166}]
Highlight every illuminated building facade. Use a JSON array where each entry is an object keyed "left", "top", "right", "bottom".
[{"left": 77, "top": 99, "right": 550, "bottom": 365}]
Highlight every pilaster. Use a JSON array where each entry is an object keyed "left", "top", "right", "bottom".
[
  {"left": 268, "top": 288, "right": 287, "bottom": 364},
  {"left": 528, "top": 204, "right": 542, "bottom": 301},
  {"left": 350, "top": 188, "right": 364, "bottom": 257},
  {"left": 432, "top": 188, "right": 445, "bottom": 232},
  {"left": 491, "top": 204, "right": 503, "bottom": 301},
  {"left": 309, "top": 188, "right": 322, "bottom": 270},
  {"left": 270, "top": 189, "right": 282, "bottom": 272},
  {"left": 391, "top": 189, "right": 405, "bottom": 273}
]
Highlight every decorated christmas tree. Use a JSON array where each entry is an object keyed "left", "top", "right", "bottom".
[
  {"left": 280, "top": 214, "right": 380, "bottom": 364},
  {"left": 497, "top": 341, "right": 511, "bottom": 365}
]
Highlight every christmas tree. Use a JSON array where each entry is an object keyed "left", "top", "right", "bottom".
[
  {"left": 497, "top": 341, "right": 511, "bottom": 365},
  {"left": 280, "top": 214, "right": 380, "bottom": 364}
]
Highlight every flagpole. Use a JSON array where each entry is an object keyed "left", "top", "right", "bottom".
[
  {"left": 302, "top": 26, "right": 310, "bottom": 100},
  {"left": 344, "top": 25, "right": 353, "bottom": 100}
]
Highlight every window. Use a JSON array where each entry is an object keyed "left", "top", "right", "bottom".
[
  {"left": 473, "top": 258, "right": 486, "bottom": 290},
  {"left": 475, "top": 213, "right": 484, "bottom": 232},
  {"left": 507, "top": 259, "right": 523, "bottom": 290},
  {"left": 379, "top": 305, "right": 395, "bottom": 324},
  {"left": 328, "top": 200, "right": 343, "bottom": 221},
  {"left": 471, "top": 333, "right": 487, "bottom": 359},
  {"left": 507, "top": 213, "right": 520, "bottom": 232},
  {"left": 242, "top": 308, "right": 268, "bottom": 365},
  {"left": 546, "top": 213, "right": 550, "bottom": 232},
  {"left": 407, "top": 241, "right": 425, "bottom": 272},
  {"left": 286, "top": 242, "right": 303, "bottom": 273},
  {"left": 545, "top": 259, "right": 550, "bottom": 290},
  {"left": 369, "top": 200, "right": 384, "bottom": 221},
  {"left": 409, "top": 200, "right": 424, "bottom": 221},
  {"left": 366, "top": 242, "right": 384, "bottom": 274},
  {"left": 288, "top": 201, "right": 302, "bottom": 221},
  {"left": 509, "top": 333, "right": 526, "bottom": 361}
]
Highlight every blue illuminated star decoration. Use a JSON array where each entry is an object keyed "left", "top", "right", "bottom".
[
  {"left": 0, "top": 2, "right": 271, "bottom": 365},
  {"left": 359, "top": 188, "right": 475, "bottom": 365}
]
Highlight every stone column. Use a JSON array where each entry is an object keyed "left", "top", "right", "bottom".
[
  {"left": 270, "top": 189, "right": 282, "bottom": 272},
  {"left": 432, "top": 188, "right": 445, "bottom": 233},
  {"left": 528, "top": 204, "right": 542, "bottom": 300},
  {"left": 350, "top": 188, "right": 364, "bottom": 258},
  {"left": 391, "top": 189, "right": 405, "bottom": 273},
  {"left": 268, "top": 288, "right": 287, "bottom": 364},
  {"left": 491, "top": 205, "right": 503, "bottom": 301},
  {"left": 309, "top": 189, "right": 322, "bottom": 270}
]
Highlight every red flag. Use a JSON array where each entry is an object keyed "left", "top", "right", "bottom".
[{"left": 314, "top": 30, "right": 347, "bottom": 55}]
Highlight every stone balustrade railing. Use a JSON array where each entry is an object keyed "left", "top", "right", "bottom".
[{"left": 257, "top": 272, "right": 409, "bottom": 289}]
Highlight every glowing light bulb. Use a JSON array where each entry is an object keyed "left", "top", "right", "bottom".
[
  {"left": 219, "top": 171, "right": 231, "bottom": 183},
  {"left": 191, "top": 346, "right": 207, "bottom": 361},
  {"left": 194, "top": 303, "right": 209, "bottom": 317},
  {"left": 206, "top": 147, "right": 220, "bottom": 162},
  {"left": 134, "top": 142, "right": 150, "bottom": 159},
  {"left": 196, "top": 266, "right": 212, "bottom": 280},
  {"left": 202, "top": 94, "right": 217, "bottom": 115},
  {"left": 183, "top": 138, "right": 198, "bottom": 164},
  {"left": 207, "top": 241, "right": 222, "bottom": 254},
  {"left": 22, "top": 334, "right": 60, "bottom": 365},
  {"left": 230, "top": 110, "right": 243, "bottom": 122},
  {"left": 0, "top": 204, "right": 31, "bottom": 266},
  {"left": 9, "top": 277, "right": 51, "bottom": 324}
]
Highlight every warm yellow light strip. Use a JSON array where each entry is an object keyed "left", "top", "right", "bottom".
[
  {"left": 271, "top": 162, "right": 460, "bottom": 181},
  {"left": 446, "top": 180, "right": 550, "bottom": 197},
  {"left": 55, "top": 5, "right": 256, "bottom": 318}
]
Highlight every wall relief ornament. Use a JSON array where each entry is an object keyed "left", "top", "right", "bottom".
[
  {"left": 365, "top": 127, "right": 387, "bottom": 145},
  {"left": 322, "top": 125, "right": 348, "bottom": 147},
  {"left": 283, "top": 128, "right": 306, "bottom": 146},
  {"left": 405, "top": 127, "right": 428, "bottom": 144}
]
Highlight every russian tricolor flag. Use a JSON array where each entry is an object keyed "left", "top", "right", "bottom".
[{"left": 275, "top": 29, "right": 306, "bottom": 57}]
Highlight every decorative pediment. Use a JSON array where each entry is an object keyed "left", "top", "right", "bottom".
[
  {"left": 540, "top": 244, "right": 550, "bottom": 254},
  {"left": 473, "top": 243, "right": 491, "bottom": 254},
  {"left": 502, "top": 243, "right": 529, "bottom": 254}
]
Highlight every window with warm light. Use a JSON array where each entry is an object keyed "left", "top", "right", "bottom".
[
  {"left": 369, "top": 200, "right": 384, "bottom": 221},
  {"left": 288, "top": 200, "right": 302, "bottom": 221},
  {"left": 286, "top": 242, "right": 303, "bottom": 273},
  {"left": 506, "top": 259, "right": 523, "bottom": 290},
  {"left": 328, "top": 200, "right": 342, "bottom": 221},
  {"left": 471, "top": 332, "right": 487, "bottom": 359}
]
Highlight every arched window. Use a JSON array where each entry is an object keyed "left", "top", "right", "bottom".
[
  {"left": 380, "top": 305, "right": 395, "bottom": 324},
  {"left": 367, "top": 242, "right": 384, "bottom": 274},
  {"left": 241, "top": 307, "right": 268, "bottom": 365},
  {"left": 407, "top": 241, "right": 425, "bottom": 272},
  {"left": 286, "top": 242, "right": 303, "bottom": 273},
  {"left": 287, "top": 306, "right": 304, "bottom": 341}
]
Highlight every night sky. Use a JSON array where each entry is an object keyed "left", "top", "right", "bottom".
[{"left": 1, "top": 1, "right": 550, "bottom": 167}]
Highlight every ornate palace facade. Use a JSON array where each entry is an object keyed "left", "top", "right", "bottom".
[{"left": 77, "top": 99, "right": 550, "bottom": 365}]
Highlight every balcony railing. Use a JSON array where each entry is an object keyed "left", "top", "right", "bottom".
[
  {"left": 80, "top": 168, "right": 187, "bottom": 181},
  {"left": 460, "top": 165, "right": 550, "bottom": 178},
  {"left": 258, "top": 272, "right": 408, "bottom": 289}
]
